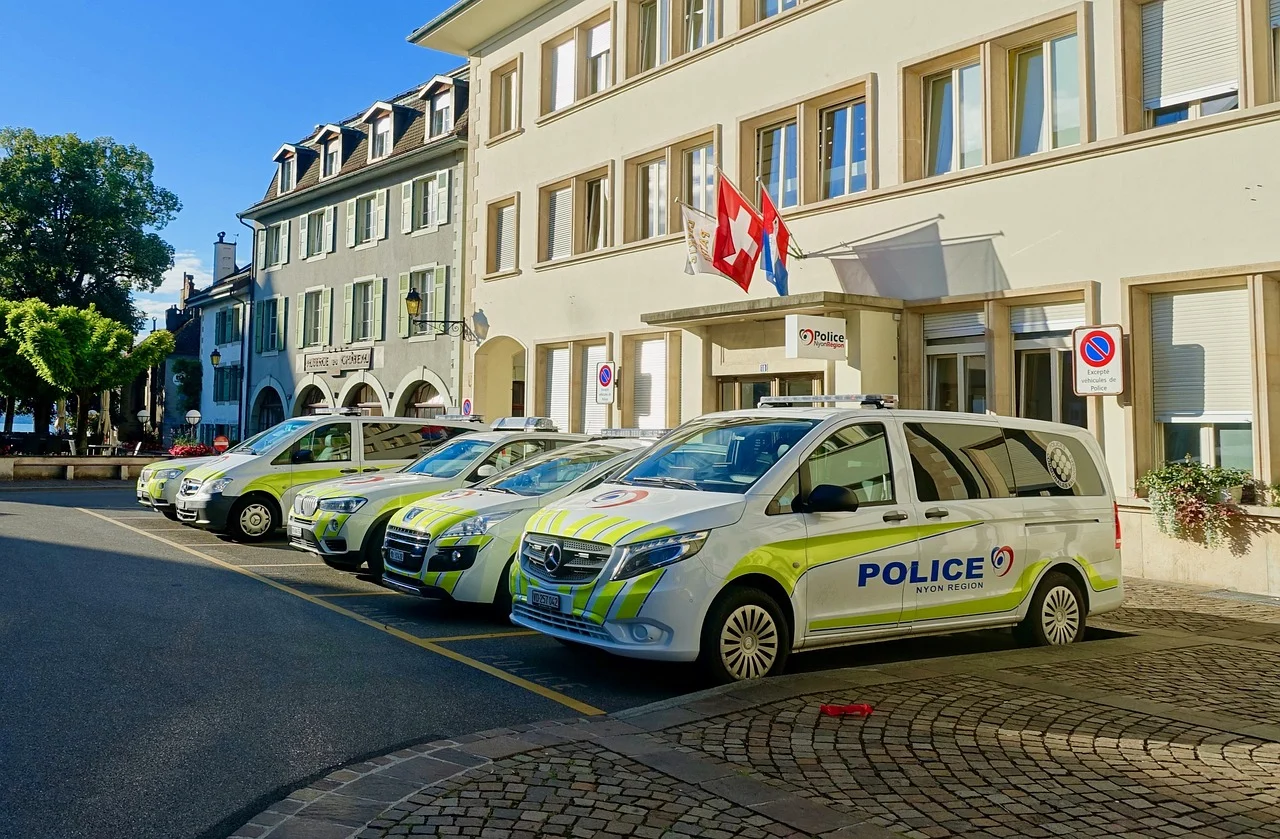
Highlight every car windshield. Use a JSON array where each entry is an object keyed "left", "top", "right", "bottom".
[
  {"left": 228, "top": 419, "right": 312, "bottom": 455},
  {"left": 402, "top": 438, "right": 493, "bottom": 478},
  {"left": 617, "top": 417, "right": 819, "bottom": 494},
  {"left": 479, "top": 443, "right": 628, "bottom": 497}
]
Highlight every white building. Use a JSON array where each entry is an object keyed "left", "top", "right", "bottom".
[{"left": 185, "top": 235, "right": 250, "bottom": 443}]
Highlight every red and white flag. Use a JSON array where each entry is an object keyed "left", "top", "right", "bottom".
[{"left": 712, "top": 176, "right": 763, "bottom": 293}]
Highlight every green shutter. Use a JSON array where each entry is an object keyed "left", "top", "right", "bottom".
[
  {"left": 278, "top": 297, "right": 287, "bottom": 353},
  {"left": 323, "top": 288, "right": 333, "bottom": 346},
  {"left": 342, "top": 283, "right": 354, "bottom": 344},
  {"left": 373, "top": 277, "right": 385, "bottom": 342},
  {"left": 432, "top": 267, "right": 447, "bottom": 323},
  {"left": 397, "top": 273, "right": 411, "bottom": 338},
  {"left": 296, "top": 294, "right": 306, "bottom": 348},
  {"left": 253, "top": 302, "right": 263, "bottom": 354}
]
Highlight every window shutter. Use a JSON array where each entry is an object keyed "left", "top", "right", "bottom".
[
  {"left": 342, "top": 283, "right": 354, "bottom": 344},
  {"left": 376, "top": 189, "right": 389, "bottom": 240},
  {"left": 373, "top": 277, "right": 385, "bottom": 341},
  {"left": 345, "top": 199, "right": 357, "bottom": 247},
  {"left": 1010, "top": 302, "right": 1085, "bottom": 334},
  {"left": 256, "top": 229, "right": 267, "bottom": 269},
  {"left": 324, "top": 205, "right": 336, "bottom": 252},
  {"left": 401, "top": 181, "right": 414, "bottom": 234},
  {"left": 296, "top": 294, "right": 306, "bottom": 348},
  {"left": 634, "top": 337, "right": 667, "bottom": 429},
  {"left": 1272, "top": 0, "right": 1280, "bottom": 26},
  {"left": 1142, "top": 0, "right": 1240, "bottom": 109},
  {"left": 397, "top": 272, "right": 411, "bottom": 337},
  {"left": 437, "top": 169, "right": 451, "bottom": 225},
  {"left": 544, "top": 347, "right": 571, "bottom": 430},
  {"left": 580, "top": 343, "right": 607, "bottom": 434},
  {"left": 496, "top": 204, "right": 517, "bottom": 272},
  {"left": 1151, "top": 287, "right": 1252, "bottom": 422},
  {"left": 547, "top": 187, "right": 572, "bottom": 260},
  {"left": 253, "top": 302, "right": 263, "bottom": 354},
  {"left": 552, "top": 39, "right": 576, "bottom": 110},
  {"left": 298, "top": 214, "right": 308, "bottom": 257},
  {"left": 923, "top": 311, "right": 986, "bottom": 340},
  {"left": 322, "top": 288, "right": 333, "bottom": 346},
  {"left": 277, "top": 296, "right": 287, "bottom": 353},
  {"left": 432, "top": 267, "right": 447, "bottom": 323},
  {"left": 281, "top": 219, "right": 290, "bottom": 264}
]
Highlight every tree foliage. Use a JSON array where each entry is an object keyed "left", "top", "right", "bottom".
[
  {"left": 0, "top": 297, "right": 60, "bottom": 408},
  {"left": 0, "top": 128, "right": 181, "bottom": 327}
]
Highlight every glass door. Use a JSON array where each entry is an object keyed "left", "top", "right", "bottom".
[{"left": 717, "top": 374, "right": 823, "bottom": 410}]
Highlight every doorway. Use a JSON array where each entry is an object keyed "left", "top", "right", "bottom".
[{"left": 717, "top": 373, "right": 822, "bottom": 410}]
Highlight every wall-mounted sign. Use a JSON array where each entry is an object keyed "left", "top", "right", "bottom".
[
  {"left": 1072, "top": 325, "right": 1124, "bottom": 396},
  {"left": 785, "top": 314, "right": 849, "bottom": 360},
  {"left": 462, "top": 398, "right": 473, "bottom": 416},
  {"left": 303, "top": 348, "right": 374, "bottom": 376},
  {"left": 596, "top": 362, "right": 616, "bottom": 405}
]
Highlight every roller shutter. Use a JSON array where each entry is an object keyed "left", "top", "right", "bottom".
[{"left": 1151, "top": 287, "right": 1251, "bottom": 422}]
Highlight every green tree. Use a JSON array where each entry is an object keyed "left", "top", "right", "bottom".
[
  {"left": 0, "top": 128, "right": 181, "bottom": 328},
  {"left": 0, "top": 297, "right": 61, "bottom": 432},
  {"left": 8, "top": 301, "right": 174, "bottom": 450}
]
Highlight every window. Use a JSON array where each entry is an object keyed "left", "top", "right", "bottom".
[
  {"left": 302, "top": 290, "right": 324, "bottom": 347},
  {"left": 488, "top": 198, "right": 519, "bottom": 273},
  {"left": 363, "top": 422, "right": 439, "bottom": 461},
  {"left": 638, "top": 157, "right": 668, "bottom": 239},
  {"left": 904, "top": 422, "right": 1015, "bottom": 502},
  {"left": 1012, "top": 33, "right": 1080, "bottom": 157},
  {"left": 820, "top": 100, "right": 868, "bottom": 199},
  {"left": 1004, "top": 428, "right": 1105, "bottom": 497},
  {"left": 323, "top": 140, "right": 341, "bottom": 178},
  {"left": 540, "top": 166, "right": 610, "bottom": 260},
  {"left": 923, "top": 311, "right": 986, "bottom": 414},
  {"left": 213, "top": 366, "right": 243, "bottom": 404},
  {"left": 549, "top": 37, "right": 577, "bottom": 112},
  {"left": 757, "top": 0, "right": 798, "bottom": 20},
  {"left": 407, "top": 267, "right": 446, "bottom": 337},
  {"left": 637, "top": 0, "right": 670, "bottom": 72},
  {"left": 544, "top": 185, "right": 573, "bottom": 261},
  {"left": 925, "top": 62, "right": 983, "bottom": 176},
  {"left": 288, "top": 422, "right": 352, "bottom": 464},
  {"left": 758, "top": 121, "right": 798, "bottom": 208},
  {"left": 684, "top": 142, "right": 715, "bottom": 215},
  {"left": 804, "top": 423, "right": 896, "bottom": 507},
  {"left": 1010, "top": 301, "right": 1087, "bottom": 428},
  {"left": 351, "top": 280, "right": 375, "bottom": 342},
  {"left": 584, "top": 175, "right": 610, "bottom": 251},
  {"left": 411, "top": 173, "right": 449, "bottom": 231},
  {"left": 257, "top": 297, "right": 281, "bottom": 353},
  {"left": 371, "top": 115, "right": 392, "bottom": 159},
  {"left": 266, "top": 223, "right": 284, "bottom": 266},
  {"left": 545, "top": 14, "right": 613, "bottom": 114},
  {"left": 214, "top": 305, "right": 242, "bottom": 345},
  {"left": 717, "top": 374, "right": 821, "bottom": 410},
  {"left": 683, "top": 0, "right": 715, "bottom": 52},
  {"left": 1138, "top": 0, "right": 1239, "bottom": 129},
  {"left": 587, "top": 21, "right": 612, "bottom": 96},
  {"left": 431, "top": 95, "right": 453, "bottom": 137},
  {"left": 278, "top": 157, "right": 294, "bottom": 193},
  {"left": 626, "top": 132, "right": 715, "bottom": 242},
  {"left": 305, "top": 210, "right": 325, "bottom": 258},
  {"left": 355, "top": 193, "right": 376, "bottom": 245},
  {"left": 494, "top": 63, "right": 520, "bottom": 135}
]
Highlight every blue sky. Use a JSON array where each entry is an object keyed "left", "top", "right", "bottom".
[{"left": 0, "top": 0, "right": 459, "bottom": 328}]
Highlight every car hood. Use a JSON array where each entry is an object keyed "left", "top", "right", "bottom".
[
  {"left": 523, "top": 483, "right": 747, "bottom": 547},
  {"left": 392, "top": 487, "right": 534, "bottom": 534},
  {"left": 182, "top": 454, "right": 259, "bottom": 485},
  {"left": 145, "top": 456, "right": 214, "bottom": 474},
  {"left": 296, "top": 471, "right": 455, "bottom": 501}
]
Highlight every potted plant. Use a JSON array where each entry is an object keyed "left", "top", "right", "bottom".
[{"left": 1136, "top": 458, "right": 1251, "bottom": 549}]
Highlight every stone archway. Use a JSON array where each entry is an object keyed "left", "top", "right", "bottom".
[
  {"left": 295, "top": 385, "right": 328, "bottom": 416},
  {"left": 251, "top": 387, "right": 285, "bottom": 434},
  {"left": 473, "top": 335, "right": 527, "bottom": 420},
  {"left": 399, "top": 382, "right": 446, "bottom": 418},
  {"left": 343, "top": 383, "right": 384, "bottom": 416}
]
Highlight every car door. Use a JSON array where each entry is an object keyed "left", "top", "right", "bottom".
[
  {"left": 900, "top": 419, "right": 1024, "bottom": 630},
  {"left": 800, "top": 419, "right": 922, "bottom": 640},
  {"left": 278, "top": 420, "right": 359, "bottom": 508}
]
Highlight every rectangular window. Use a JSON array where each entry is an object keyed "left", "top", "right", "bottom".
[
  {"left": 587, "top": 21, "right": 611, "bottom": 96},
  {"left": 1004, "top": 428, "right": 1106, "bottom": 497},
  {"left": 355, "top": 194, "right": 375, "bottom": 245},
  {"left": 303, "top": 290, "right": 323, "bottom": 347},
  {"left": 352, "top": 280, "right": 374, "bottom": 342},
  {"left": 372, "top": 116, "right": 392, "bottom": 158},
  {"left": 805, "top": 423, "right": 896, "bottom": 507},
  {"left": 213, "top": 366, "right": 242, "bottom": 404},
  {"left": 924, "top": 311, "right": 986, "bottom": 414},
  {"left": 639, "top": 158, "right": 668, "bottom": 239},
  {"left": 1012, "top": 33, "right": 1080, "bottom": 157},
  {"left": 683, "top": 0, "right": 714, "bottom": 52},
  {"left": 1141, "top": 0, "right": 1239, "bottom": 128},
  {"left": 305, "top": 211, "right": 325, "bottom": 258},
  {"left": 684, "top": 143, "right": 715, "bottom": 215},
  {"left": 758, "top": 121, "right": 798, "bottom": 208},
  {"left": 278, "top": 158, "right": 293, "bottom": 192},
  {"left": 759, "top": 0, "right": 798, "bottom": 19},
  {"left": 417, "top": 176, "right": 441, "bottom": 229},
  {"left": 545, "top": 186, "right": 573, "bottom": 260},
  {"left": 261, "top": 298, "right": 280, "bottom": 352},
  {"left": 638, "top": 0, "right": 670, "bottom": 72},
  {"left": 584, "top": 175, "right": 610, "bottom": 251},
  {"left": 323, "top": 141, "right": 340, "bottom": 177},
  {"left": 266, "top": 224, "right": 283, "bottom": 266},
  {"left": 431, "top": 95, "right": 453, "bottom": 136},
  {"left": 497, "top": 67, "right": 518, "bottom": 134},
  {"left": 904, "top": 422, "right": 1015, "bottom": 502},
  {"left": 926, "top": 62, "right": 983, "bottom": 176},
  {"left": 820, "top": 99, "right": 868, "bottom": 199},
  {"left": 408, "top": 269, "right": 444, "bottom": 337},
  {"left": 551, "top": 37, "right": 576, "bottom": 112},
  {"left": 490, "top": 201, "right": 518, "bottom": 273}
]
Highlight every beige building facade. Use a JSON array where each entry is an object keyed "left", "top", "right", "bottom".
[{"left": 415, "top": 0, "right": 1280, "bottom": 593}]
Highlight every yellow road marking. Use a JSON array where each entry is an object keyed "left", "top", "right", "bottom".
[
  {"left": 81, "top": 509, "right": 604, "bottom": 717},
  {"left": 422, "top": 630, "right": 538, "bottom": 643},
  {"left": 314, "top": 590, "right": 400, "bottom": 598}
]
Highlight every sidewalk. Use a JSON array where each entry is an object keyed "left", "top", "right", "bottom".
[{"left": 232, "top": 579, "right": 1280, "bottom": 839}]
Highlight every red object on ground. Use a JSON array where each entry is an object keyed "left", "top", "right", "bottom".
[{"left": 820, "top": 703, "right": 874, "bottom": 718}]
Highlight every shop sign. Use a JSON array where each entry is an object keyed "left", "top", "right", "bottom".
[
  {"left": 1072, "top": 325, "right": 1124, "bottom": 396},
  {"left": 785, "top": 315, "right": 848, "bottom": 361},
  {"left": 596, "top": 362, "right": 616, "bottom": 405},
  {"left": 304, "top": 348, "right": 374, "bottom": 376}
]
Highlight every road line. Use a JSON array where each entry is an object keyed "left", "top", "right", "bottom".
[
  {"left": 422, "top": 630, "right": 539, "bottom": 643},
  {"left": 313, "top": 590, "right": 400, "bottom": 598},
  {"left": 80, "top": 508, "right": 603, "bottom": 716},
  {"left": 239, "top": 562, "right": 329, "bottom": 568}
]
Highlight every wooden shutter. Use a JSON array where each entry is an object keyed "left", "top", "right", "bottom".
[
  {"left": 342, "top": 283, "right": 354, "bottom": 344},
  {"left": 580, "top": 343, "right": 607, "bottom": 434},
  {"left": 1141, "top": 0, "right": 1240, "bottom": 109},
  {"left": 397, "top": 272, "right": 411, "bottom": 337},
  {"left": 277, "top": 296, "right": 287, "bottom": 353},
  {"left": 345, "top": 199, "right": 357, "bottom": 247},
  {"left": 923, "top": 311, "right": 986, "bottom": 340},
  {"left": 436, "top": 169, "right": 451, "bottom": 225},
  {"left": 496, "top": 204, "right": 516, "bottom": 272},
  {"left": 634, "top": 337, "right": 667, "bottom": 429},
  {"left": 253, "top": 302, "right": 263, "bottom": 354},
  {"left": 376, "top": 189, "right": 389, "bottom": 240},
  {"left": 322, "top": 288, "right": 333, "bottom": 346},
  {"left": 296, "top": 295, "right": 306, "bottom": 348},
  {"left": 1151, "top": 287, "right": 1252, "bottom": 422},
  {"left": 373, "top": 278, "right": 385, "bottom": 341},
  {"left": 297, "top": 214, "right": 308, "bottom": 257},
  {"left": 1010, "top": 302, "right": 1085, "bottom": 334},
  {"left": 401, "top": 181, "right": 414, "bottom": 233},
  {"left": 324, "top": 206, "right": 336, "bottom": 252},
  {"left": 431, "top": 267, "right": 447, "bottom": 322},
  {"left": 546, "top": 187, "right": 572, "bottom": 260},
  {"left": 281, "top": 219, "right": 290, "bottom": 264},
  {"left": 256, "top": 229, "right": 267, "bottom": 269},
  {"left": 544, "top": 347, "right": 571, "bottom": 430}
]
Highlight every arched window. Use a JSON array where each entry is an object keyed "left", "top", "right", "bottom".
[
  {"left": 409, "top": 382, "right": 445, "bottom": 418},
  {"left": 345, "top": 383, "right": 383, "bottom": 416}
]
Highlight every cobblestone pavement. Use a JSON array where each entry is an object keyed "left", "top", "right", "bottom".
[{"left": 233, "top": 579, "right": 1280, "bottom": 839}]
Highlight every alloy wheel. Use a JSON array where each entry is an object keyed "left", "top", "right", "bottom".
[
  {"left": 1040, "top": 585, "right": 1081, "bottom": 645},
  {"left": 719, "top": 604, "right": 779, "bottom": 680}
]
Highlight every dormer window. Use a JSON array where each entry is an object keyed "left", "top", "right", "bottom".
[
  {"left": 278, "top": 156, "right": 295, "bottom": 193},
  {"left": 372, "top": 115, "right": 392, "bottom": 159},
  {"left": 431, "top": 95, "right": 453, "bottom": 137},
  {"left": 323, "top": 139, "right": 341, "bottom": 178}
]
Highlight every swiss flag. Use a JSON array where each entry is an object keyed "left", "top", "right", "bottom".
[{"left": 713, "top": 176, "right": 763, "bottom": 292}]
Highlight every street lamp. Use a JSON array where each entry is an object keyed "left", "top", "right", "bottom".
[
  {"left": 185, "top": 409, "right": 201, "bottom": 427},
  {"left": 403, "top": 288, "right": 477, "bottom": 341},
  {"left": 136, "top": 409, "right": 150, "bottom": 429},
  {"left": 210, "top": 348, "right": 222, "bottom": 368}
]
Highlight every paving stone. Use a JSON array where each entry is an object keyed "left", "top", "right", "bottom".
[
  {"left": 301, "top": 793, "right": 395, "bottom": 827},
  {"left": 341, "top": 773, "right": 427, "bottom": 803},
  {"left": 268, "top": 817, "right": 357, "bottom": 839},
  {"left": 382, "top": 756, "right": 474, "bottom": 785}
]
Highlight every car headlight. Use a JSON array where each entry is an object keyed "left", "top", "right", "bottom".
[
  {"left": 442, "top": 511, "right": 516, "bottom": 538},
  {"left": 205, "top": 477, "right": 233, "bottom": 494},
  {"left": 157, "top": 468, "right": 184, "bottom": 481},
  {"left": 318, "top": 497, "right": 367, "bottom": 514},
  {"left": 612, "top": 531, "right": 709, "bottom": 581}
]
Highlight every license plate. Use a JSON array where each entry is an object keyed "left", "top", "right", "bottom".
[
  {"left": 288, "top": 524, "right": 302, "bottom": 539},
  {"left": 388, "top": 548, "right": 407, "bottom": 565},
  {"left": 530, "top": 590, "right": 561, "bottom": 612}
]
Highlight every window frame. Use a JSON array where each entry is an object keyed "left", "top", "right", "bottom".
[
  {"left": 371, "top": 114, "right": 393, "bottom": 160},
  {"left": 351, "top": 278, "right": 376, "bottom": 343},
  {"left": 304, "top": 210, "right": 325, "bottom": 259},
  {"left": 489, "top": 58, "right": 523, "bottom": 141},
  {"left": 430, "top": 94, "right": 454, "bottom": 137},
  {"left": 265, "top": 222, "right": 284, "bottom": 267},
  {"left": 486, "top": 194, "right": 521, "bottom": 276},
  {"left": 628, "top": 0, "right": 720, "bottom": 78},
  {"left": 1009, "top": 31, "right": 1083, "bottom": 158},
  {"left": 741, "top": 0, "right": 800, "bottom": 28},
  {"left": 537, "top": 163, "right": 614, "bottom": 263},
  {"left": 541, "top": 10, "right": 615, "bottom": 117},
  {"left": 277, "top": 156, "right": 295, "bottom": 194},
  {"left": 354, "top": 192, "right": 377, "bottom": 247},
  {"left": 411, "top": 173, "right": 446, "bottom": 232},
  {"left": 924, "top": 337, "right": 988, "bottom": 415},
  {"left": 302, "top": 288, "right": 325, "bottom": 348},
  {"left": 322, "top": 139, "right": 341, "bottom": 179},
  {"left": 798, "top": 420, "right": 898, "bottom": 508}
]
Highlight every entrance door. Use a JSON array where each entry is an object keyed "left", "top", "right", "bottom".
[
  {"left": 718, "top": 374, "right": 822, "bottom": 410},
  {"left": 800, "top": 420, "right": 921, "bottom": 640}
]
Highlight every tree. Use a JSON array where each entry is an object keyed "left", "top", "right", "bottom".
[
  {"left": 0, "top": 297, "right": 61, "bottom": 433},
  {"left": 0, "top": 128, "right": 181, "bottom": 328},
  {"left": 8, "top": 301, "right": 174, "bottom": 450}
]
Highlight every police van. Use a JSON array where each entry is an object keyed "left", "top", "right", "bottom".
[
  {"left": 510, "top": 396, "right": 1122, "bottom": 683},
  {"left": 380, "top": 433, "right": 658, "bottom": 610},
  {"left": 174, "top": 413, "right": 483, "bottom": 541},
  {"left": 287, "top": 418, "right": 585, "bottom": 574},
  {"left": 137, "top": 456, "right": 216, "bottom": 519}
]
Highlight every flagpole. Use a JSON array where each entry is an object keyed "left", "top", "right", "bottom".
[{"left": 754, "top": 175, "right": 807, "bottom": 260}]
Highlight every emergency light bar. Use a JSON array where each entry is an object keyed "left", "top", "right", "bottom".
[
  {"left": 758, "top": 394, "right": 898, "bottom": 409},
  {"left": 437, "top": 414, "right": 486, "bottom": 423},
  {"left": 491, "top": 416, "right": 559, "bottom": 432},
  {"left": 591, "top": 428, "right": 670, "bottom": 439}
]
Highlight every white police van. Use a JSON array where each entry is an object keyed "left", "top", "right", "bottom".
[{"left": 510, "top": 395, "right": 1123, "bottom": 682}]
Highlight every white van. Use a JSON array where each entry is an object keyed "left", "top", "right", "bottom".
[
  {"left": 174, "top": 414, "right": 484, "bottom": 541},
  {"left": 510, "top": 396, "right": 1123, "bottom": 682}
]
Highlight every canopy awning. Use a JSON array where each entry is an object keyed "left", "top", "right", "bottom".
[{"left": 641, "top": 291, "right": 903, "bottom": 329}]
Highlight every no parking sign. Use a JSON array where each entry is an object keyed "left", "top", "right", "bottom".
[
  {"left": 1072, "top": 325, "right": 1124, "bottom": 396},
  {"left": 595, "top": 362, "right": 616, "bottom": 405}
]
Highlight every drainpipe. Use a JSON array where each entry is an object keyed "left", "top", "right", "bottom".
[{"left": 237, "top": 213, "right": 257, "bottom": 439}]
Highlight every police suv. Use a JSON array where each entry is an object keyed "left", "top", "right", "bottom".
[{"left": 510, "top": 396, "right": 1122, "bottom": 683}]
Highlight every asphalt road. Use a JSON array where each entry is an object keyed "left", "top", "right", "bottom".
[{"left": 0, "top": 486, "right": 1078, "bottom": 839}]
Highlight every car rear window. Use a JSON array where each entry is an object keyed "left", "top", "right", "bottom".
[{"left": 1003, "top": 428, "right": 1106, "bottom": 497}]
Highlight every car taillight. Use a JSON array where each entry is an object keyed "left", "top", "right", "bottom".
[{"left": 1114, "top": 503, "right": 1122, "bottom": 551}]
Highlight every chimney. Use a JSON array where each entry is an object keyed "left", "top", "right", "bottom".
[
  {"left": 213, "top": 231, "right": 237, "bottom": 283},
  {"left": 179, "top": 273, "right": 195, "bottom": 310}
]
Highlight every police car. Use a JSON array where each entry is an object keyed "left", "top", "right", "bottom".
[
  {"left": 510, "top": 395, "right": 1123, "bottom": 683},
  {"left": 137, "top": 456, "right": 215, "bottom": 519},
  {"left": 380, "top": 432, "right": 659, "bottom": 610},
  {"left": 287, "top": 418, "right": 586, "bottom": 573},
  {"left": 174, "top": 413, "right": 483, "bottom": 541}
]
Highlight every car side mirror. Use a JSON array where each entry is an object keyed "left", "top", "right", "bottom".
[
  {"left": 803, "top": 484, "right": 860, "bottom": 514},
  {"left": 473, "top": 464, "right": 498, "bottom": 480},
  {"left": 292, "top": 449, "right": 315, "bottom": 465}
]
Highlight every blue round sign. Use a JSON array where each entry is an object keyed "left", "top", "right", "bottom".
[
  {"left": 1080, "top": 330, "right": 1116, "bottom": 368},
  {"left": 598, "top": 365, "right": 613, "bottom": 388},
  {"left": 461, "top": 398, "right": 473, "bottom": 416}
]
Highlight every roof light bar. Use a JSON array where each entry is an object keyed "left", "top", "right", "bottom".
[
  {"left": 437, "top": 414, "right": 486, "bottom": 423},
  {"left": 757, "top": 394, "right": 898, "bottom": 409},
  {"left": 491, "top": 416, "right": 559, "bottom": 432},
  {"left": 590, "top": 428, "right": 671, "bottom": 439}
]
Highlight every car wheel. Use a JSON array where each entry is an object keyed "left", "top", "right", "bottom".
[
  {"left": 1016, "top": 571, "right": 1086, "bottom": 646},
  {"left": 699, "top": 587, "right": 791, "bottom": 684},
  {"left": 362, "top": 519, "right": 389, "bottom": 576},
  {"left": 161, "top": 508, "right": 180, "bottom": 521},
  {"left": 491, "top": 556, "right": 516, "bottom": 617},
  {"left": 228, "top": 496, "right": 278, "bottom": 543}
]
